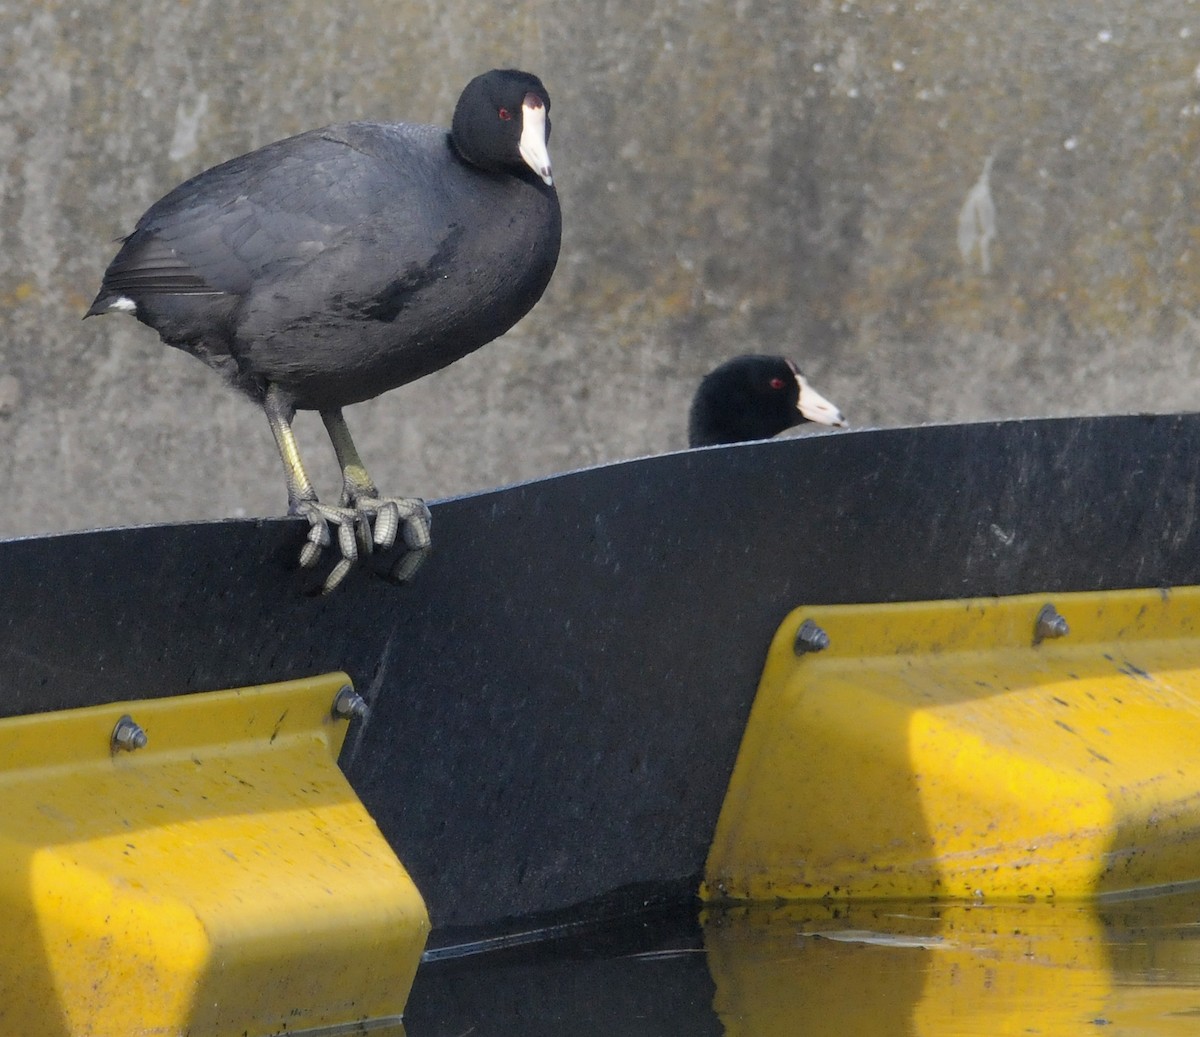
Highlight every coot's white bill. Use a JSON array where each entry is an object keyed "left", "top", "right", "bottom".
[
  {"left": 796, "top": 374, "right": 846, "bottom": 427},
  {"left": 519, "top": 94, "right": 553, "bottom": 186}
]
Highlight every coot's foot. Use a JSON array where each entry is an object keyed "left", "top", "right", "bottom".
[
  {"left": 294, "top": 496, "right": 432, "bottom": 593},
  {"left": 364, "top": 495, "right": 433, "bottom": 583}
]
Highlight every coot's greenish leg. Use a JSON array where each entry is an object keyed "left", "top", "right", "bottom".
[
  {"left": 264, "top": 384, "right": 361, "bottom": 592},
  {"left": 321, "top": 408, "right": 432, "bottom": 580}
]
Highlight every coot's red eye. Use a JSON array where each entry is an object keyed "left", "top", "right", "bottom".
[
  {"left": 498, "top": 107, "right": 513, "bottom": 121},
  {"left": 769, "top": 377, "right": 786, "bottom": 390}
]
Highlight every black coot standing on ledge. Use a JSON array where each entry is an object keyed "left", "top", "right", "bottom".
[
  {"left": 87, "top": 69, "right": 562, "bottom": 592},
  {"left": 688, "top": 355, "right": 846, "bottom": 447}
]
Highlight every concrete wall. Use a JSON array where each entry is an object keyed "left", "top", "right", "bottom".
[{"left": 2, "top": 0, "right": 1198, "bottom": 537}]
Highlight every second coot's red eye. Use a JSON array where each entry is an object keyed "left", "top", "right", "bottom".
[
  {"left": 498, "top": 107, "right": 513, "bottom": 121},
  {"left": 769, "top": 377, "right": 786, "bottom": 390}
]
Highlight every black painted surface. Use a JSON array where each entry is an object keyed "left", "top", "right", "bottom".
[{"left": 3, "top": 415, "right": 1200, "bottom": 932}]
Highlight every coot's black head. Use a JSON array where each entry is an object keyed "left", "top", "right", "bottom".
[
  {"left": 688, "top": 354, "right": 847, "bottom": 447},
  {"left": 452, "top": 69, "right": 554, "bottom": 185}
]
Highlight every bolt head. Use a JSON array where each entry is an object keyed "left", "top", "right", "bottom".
[
  {"left": 111, "top": 714, "right": 148, "bottom": 752},
  {"left": 332, "top": 686, "right": 369, "bottom": 721},
  {"left": 1034, "top": 603, "right": 1070, "bottom": 644},
  {"left": 794, "top": 619, "right": 830, "bottom": 655}
]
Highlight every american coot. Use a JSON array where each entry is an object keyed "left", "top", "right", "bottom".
[
  {"left": 87, "top": 69, "right": 561, "bottom": 592},
  {"left": 688, "top": 354, "right": 846, "bottom": 447}
]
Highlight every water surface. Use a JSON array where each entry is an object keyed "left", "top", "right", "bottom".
[{"left": 406, "top": 890, "right": 1200, "bottom": 1036}]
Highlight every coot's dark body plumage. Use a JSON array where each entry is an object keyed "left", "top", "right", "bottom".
[
  {"left": 87, "top": 69, "right": 561, "bottom": 591},
  {"left": 688, "top": 354, "right": 846, "bottom": 447},
  {"left": 90, "top": 121, "right": 560, "bottom": 409}
]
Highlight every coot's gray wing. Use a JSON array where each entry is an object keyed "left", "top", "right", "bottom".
[{"left": 93, "top": 123, "right": 449, "bottom": 307}]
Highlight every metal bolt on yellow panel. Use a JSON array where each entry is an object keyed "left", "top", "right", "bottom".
[
  {"left": 0, "top": 672, "right": 429, "bottom": 1037},
  {"left": 704, "top": 587, "right": 1200, "bottom": 902}
]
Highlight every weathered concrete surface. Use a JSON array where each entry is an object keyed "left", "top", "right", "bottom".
[{"left": 1, "top": 1, "right": 1198, "bottom": 536}]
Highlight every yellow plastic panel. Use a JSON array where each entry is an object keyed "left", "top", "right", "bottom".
[
  {"left": 0, "top": 673, "right": 429, "bottom": 1037},
  {"left": 704, "top": 587, "right": 1200, "bottom": 902}
]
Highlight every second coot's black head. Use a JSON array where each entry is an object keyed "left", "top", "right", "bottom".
[{"left": 688, "top": 355, "right": 846, "bottom": 447}]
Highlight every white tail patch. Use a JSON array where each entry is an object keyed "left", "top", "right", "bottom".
[{"left": 110, "top": 296, "right": 137, "bottom": 313}]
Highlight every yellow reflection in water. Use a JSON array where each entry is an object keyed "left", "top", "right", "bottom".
[{"left": 704, "top": 894, "right": 1200, "bottom": 1037}]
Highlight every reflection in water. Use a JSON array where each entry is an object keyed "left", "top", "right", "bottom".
[
  {"left": 707, "top": 896, "right": 1200, "bottom": 1036},
  {"left": 405, "top": 906, "right": 719, "bottom": 1037},
  {"left": 406, "top": 892, "right": 1200, "bottom": 1037}
]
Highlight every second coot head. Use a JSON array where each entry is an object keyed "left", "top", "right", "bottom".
[{"left": 688, "top": 354, "right": 846, "bottom": 447}]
